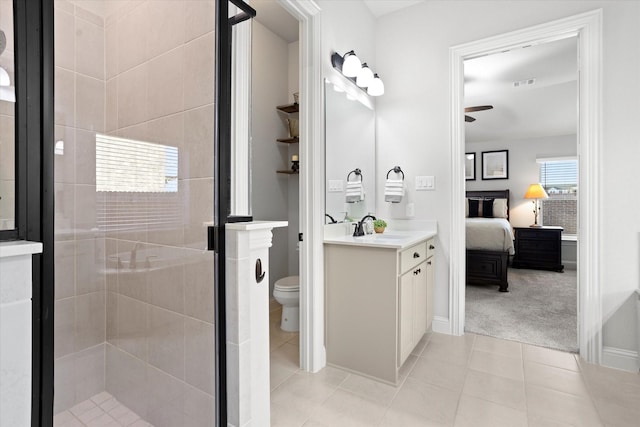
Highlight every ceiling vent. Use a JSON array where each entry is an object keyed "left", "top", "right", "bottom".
[{"left": 513, "top": 78, "right": 536, "bottom": 88}]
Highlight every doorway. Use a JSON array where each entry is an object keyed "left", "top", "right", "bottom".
[
  {"left": 249, "top": 0, "right": 302, "bottom": 377},
  {"left": 463, "top": 37, "right": 579, "bottom": 352},
  {"left": 449, "top": 10, "right": 603, "bottom": 363}
]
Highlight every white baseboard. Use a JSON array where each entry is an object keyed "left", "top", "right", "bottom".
[
  {"left": 432, "top": 316, "right": 452, "bottom": 335},
  {"left": 562, "top": 260, "right": 577, "bottom": 270},
  {"left": 602, "top": 346, "right": 639, "bottom": 372}
]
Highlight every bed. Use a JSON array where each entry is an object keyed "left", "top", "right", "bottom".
[{"left": 465, "top": 190, "right": 514, "bottom": 292}]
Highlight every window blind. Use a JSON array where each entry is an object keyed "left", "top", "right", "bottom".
[{"left": 95, "top": 134, "right": 182, "bottom": 232}]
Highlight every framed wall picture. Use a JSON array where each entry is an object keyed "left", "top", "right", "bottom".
[
  {"left": 465, "top": 152, "right": 476, "bottom": 181},
  {"left": 482, "top": 150, "right": 509, "bottom": 180}
]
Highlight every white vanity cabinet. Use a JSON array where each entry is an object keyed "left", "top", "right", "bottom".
[
  {"left": 398, "top": 240, "right": 435, "bottom": 366},
  {"left": 324, "top": 234, "right": 435, "bottom": 385}
]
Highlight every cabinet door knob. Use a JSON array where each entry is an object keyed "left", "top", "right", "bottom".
[
  {"left": 429, "top": 245, "right": 435, "bottom": 250},
  {"left": 427, "top": 261, "right": 432, "bottom": 265},
  {"left": 413, "top": 252, "right": 420, "bottom": 258}
]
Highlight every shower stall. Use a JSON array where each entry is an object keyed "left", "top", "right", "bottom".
[{"left": 51, "top": 1, "right": 250, "bottom": 425}]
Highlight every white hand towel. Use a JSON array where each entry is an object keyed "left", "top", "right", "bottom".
[
  {"left": 346, "top": 181, "right": 364, "bottom": 203},
  {"left": 384, "top": 179, "right": 404, "bottom": 203}
]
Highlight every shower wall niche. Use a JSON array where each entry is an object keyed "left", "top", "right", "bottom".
[{"left": 54, "top": 1, "right": 217, "bottom": 425}]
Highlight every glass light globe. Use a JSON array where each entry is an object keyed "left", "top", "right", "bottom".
[
  {"left": 341, "top": 51, "right": 361, "bottom": 77},
  {"left": 356, "top": 63, "right": 374, "bottom": 88},
  {"left": 0, "top": 66, "right": 10, "bottom": 86},
  {"left": 367, "top": 74, "right": 384, "bottom": 96}
]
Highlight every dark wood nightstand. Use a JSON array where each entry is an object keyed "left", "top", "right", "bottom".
[{"left": 512, "top": 226, "right": 564, "bottom": 272}]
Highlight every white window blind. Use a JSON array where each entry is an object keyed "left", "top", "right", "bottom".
[
  {"left": 95, "top": 134, "right": 182, "bottom": 232},
  {"left": 537, "top": 157, "right": 578, "bottom": 235},
  {"left": 96, "top": 134, "right": 178, "bottom": 192},
  {"left": 537, "top": 157, "right": 578, "bottom": 193}
]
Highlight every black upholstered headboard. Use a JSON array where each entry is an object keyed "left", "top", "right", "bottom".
[{"left": 465, "top": 189, "right": 510, "bottom": 221}]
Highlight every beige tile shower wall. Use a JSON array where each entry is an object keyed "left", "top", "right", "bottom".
[
  {"left": 53, "top": 0, "right": 107, "bottom": 414},
  {"left": 101, "top": 2, "right": 217, "bottom": 426}
]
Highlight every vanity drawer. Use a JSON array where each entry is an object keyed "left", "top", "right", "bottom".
[
  {"left": 400, "top": 242, "right": 427, "bottom": 273},
  {"left": 426, "top": 239, "right": 435, "bottom": 259}
]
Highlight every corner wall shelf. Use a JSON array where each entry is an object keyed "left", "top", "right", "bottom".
[
  {"left": 276, "top": 137, "right": 299, "bottom": 144},
  {"left": 276, "top": 103, "right": 299, "bottom": 114}
]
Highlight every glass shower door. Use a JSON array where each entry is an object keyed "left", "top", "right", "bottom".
[{"left": 53, "top": 1, "right": 217, "bottom": 425}]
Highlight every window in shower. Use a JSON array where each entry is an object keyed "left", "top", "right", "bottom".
[{"left": 95, "top": 134, "right": 181, "bottom": 233}]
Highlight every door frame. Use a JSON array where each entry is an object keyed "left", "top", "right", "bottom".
[
  {"left": 234, "top": 0, "right": 324, "bottom": 372},
  {"left": 449, "top": 9, "right": 603, "bottom": 363},
  {"left": 276, "top": 0, "right": 325, "bottom": 373}
]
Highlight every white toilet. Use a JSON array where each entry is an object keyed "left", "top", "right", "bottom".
[{"left": 273, "top": 276, "right": 299, "bottom": 331}]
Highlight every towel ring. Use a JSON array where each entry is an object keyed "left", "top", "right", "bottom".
[
  {"left": 347, "top": 168, "right": 363, "bottom": 182},
  {"left": 386, "top": 166, "right": 404, "bottom": 180}
]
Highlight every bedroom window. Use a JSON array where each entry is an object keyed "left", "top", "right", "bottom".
[{"left": 537, "top": 157, "right": 578, "bottom": 236}]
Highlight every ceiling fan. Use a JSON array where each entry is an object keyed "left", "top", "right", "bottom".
[{"left": 465, "top": 105, "right": 493, "bottom": 122}]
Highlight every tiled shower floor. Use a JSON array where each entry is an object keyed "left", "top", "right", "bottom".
[{"left": 53, "top": 391, "right": 151, "bottom": 427}]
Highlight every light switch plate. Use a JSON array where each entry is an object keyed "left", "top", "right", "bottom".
[
  {"left": 328, "top": 180, "right": 344, "bottom": 192},
  {"left": 415, "top": 176, "right": 428, "bottom": 190},
  {"left": 425, "top": 176, "right": 435, "bottom": 190}
]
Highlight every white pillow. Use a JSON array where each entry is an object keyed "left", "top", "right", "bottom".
[{"left": 493, "top": 198, "right": 508, "bottom": 218}]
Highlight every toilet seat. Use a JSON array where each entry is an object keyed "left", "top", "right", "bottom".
[{"left": 274, "top": 275, "right": 299, "bottom": 292}]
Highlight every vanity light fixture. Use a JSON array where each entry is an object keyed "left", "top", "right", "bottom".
[
  {"left": 367, "top": 74, "right": 384, "bottom": 96},
  {"left": 331, "top": 51, "right": 384, "bottom": 97}
]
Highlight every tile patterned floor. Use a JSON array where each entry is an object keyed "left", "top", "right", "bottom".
[
  {"left": 53, "top": 392, "right": 151, "bottom": 427},
  {"left": 54, "top": 306, "right": 640, "bottom": 426},
  {"left": 269, "top": 308, "right": 640, "bottom": 427}
]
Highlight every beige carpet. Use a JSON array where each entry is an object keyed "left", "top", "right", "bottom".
[{"left": 465, "top": 267, "right": 578, "bottom": 352}]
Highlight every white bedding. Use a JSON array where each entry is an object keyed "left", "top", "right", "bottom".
[{"left": 466, "top": 218, "right": 515, "bottom": 255}]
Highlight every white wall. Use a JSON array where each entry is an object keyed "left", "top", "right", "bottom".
[
  {"left": 466, "top": 134, "right": 576, "bottom": 228},
  {"left": 375, "top": 1, "right": 640, "bottom": 354},
  {"left": 251, "top": 21, "right": 291, "bottom": 293},
  {"left": 319, "top": 0, "right": 377, "bottom": 98}
]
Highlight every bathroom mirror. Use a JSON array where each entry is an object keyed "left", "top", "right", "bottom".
[
  {"left": 324, "top": 80, "right": 375, "bottom": 222},
  {"left": 0, "top": 2, "right": 16, "bottom": 231}
]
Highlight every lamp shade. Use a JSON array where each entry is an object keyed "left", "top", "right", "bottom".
[
  {"left": 356, "top": 63, "right": 374, "bottom": 87},
  {"left": 524, "top": 183, "right": 549, "bottom": 199},
  {"left": 367, "top": 74, "right": 384, "bottom": 96},
  {"left": 341, "top": 51, "right": 361, "bottom": 77}
]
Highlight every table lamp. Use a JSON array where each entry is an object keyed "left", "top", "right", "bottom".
[{"left": 524, "top": 183, "right": 549, "bottom": 227}]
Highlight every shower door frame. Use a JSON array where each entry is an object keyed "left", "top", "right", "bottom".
[
  {"left": 214, "top": 0, "right": 257, "bottom": 425},
  {"left": 12, "top": 0, "right": 56, "bottom": 426}
]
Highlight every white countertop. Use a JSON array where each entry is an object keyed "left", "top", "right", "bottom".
[
  {"left": 0, "top": 240, "right": 43, "bottom": 258},
  {"left": 324, "top": 229, "right": 436, "bottom": 249}
]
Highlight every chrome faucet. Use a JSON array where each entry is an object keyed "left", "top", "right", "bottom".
[{"left": 352, "top": 215, "right": 376, "bottom": 236}]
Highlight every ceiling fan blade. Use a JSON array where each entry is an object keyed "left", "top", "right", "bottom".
[
  {"left": 465, "top": 115, "right": 476, "bottom": 123},
  {"left": 464, "top": 105, "right": 493, "bottom": 113}
]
